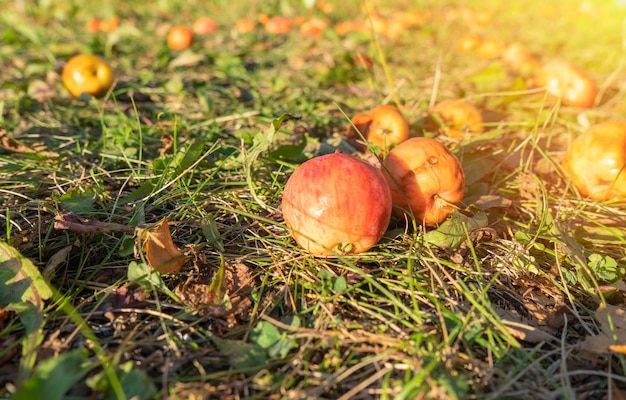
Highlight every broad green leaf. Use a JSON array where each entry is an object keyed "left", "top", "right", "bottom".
[
  {"left": 250, "top": 321, "right": 281, "bottom": 349},
  {"left": 127, "top": 261, "right": 179, "bottom": 302},
  {"left": 423, "top": 211, "right": 489, "bottom": 249},
  {"left": 0, "top": 241, "right": 52, "bottom": 308},
  {"left": 0, "top": 242, "right": 53, "bottom": 383},
  {"left": 86, "top": 361, "right": 157, "bottom": 400},
  {"left": 14, "top": 349, "right": 94, "bottom": 400},
  {"left": 213, "top": 337, "right": 267, "bottom": 369},
  {"left": 52, "top": 187, "right": 98, "bottom": 213}
]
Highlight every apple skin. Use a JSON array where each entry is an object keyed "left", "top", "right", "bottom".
[
  {"left": 281, "top": 153, "right": 392, "bottom": 256},
  {"left": 62, "top": 54, "right": 114, "bottom": 98},
  {"left": 430, "top": 99, "right": 483, "bottom": 139},
  {"left": 383, "top": 137, "right": 465, "bottom": 226},
  {"left": 534, "top": 60, "right": 598, "bottom": 108},
  {"left": 347, "top": 105, "right": 409, "bottom": 155},
  {"left": 562, "top": 121, "right": 626, "bottom": 201},
  {"left": 167, "top": 25, "right": 194, "bottom": 50}
]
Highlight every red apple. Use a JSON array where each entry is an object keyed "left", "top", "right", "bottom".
[
  {"left": 62, "top": 54, "right": 114, "bottom": 98},
  {"left": 383, "top": 137, "right": 465, "bottom": 226},
  {"left": 281, "top": 153, "right": 392, "bottom": 256}
]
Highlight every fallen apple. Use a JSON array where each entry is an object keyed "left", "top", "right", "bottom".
[
  {"left": 62, "top": 54, "right": 114, "bottom": 98},
  {"left": 383, "top": 137, "right": 465, "bottom": 226},
  {"left": 347, "top": 105, "right": 410, "bottom": 155},
  {"left": 281, "top": 153, "right": 392, "bottom": 256},
  {"left": 500, "top": 42, "right": 537, "bottom": 75},
  {"left": 430, "top": 99, "right": 484, "bottom": 139},
  {"left": 562, "top": 121, "right": 626, "bottom": 201},
  {"left": 167, "top": 25, "right": 194, "bottom": 50},
  {"left": 263, "top": 16, "right": 291, "bottom": 34},
  {"left": 533, "top": 60, "right": 598, "bottom": 108},
  {"left": 193, "top": 16, "right": 218, "bottom": 35}
]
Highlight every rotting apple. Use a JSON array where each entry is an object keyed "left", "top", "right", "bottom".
[
  {"left": 429, "top": 99, "right": 484, "bottom": 139},
  {"left": 562, "top": 121, "right": 626, "bottom": 201},
  {"left": 62, "top": 54, "right": 114, "bottom": 98},
  {"left": 347, "top": 105, "right": 410, "bottom": 155},
  {"left": 533, "top": 60, "right": 598, "bottom": 108},
  {"left": 383, "top": 137, "right": 465, "bottom": 226},
  {"left": 167, "top": 25, "right": 194, "bottom": 50},
  {"left": 281, "top": 153, "right": 392, "bottom": 257}
]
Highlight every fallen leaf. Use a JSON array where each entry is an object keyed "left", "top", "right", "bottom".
[
  {"left": 424, "top": 211, "right": 489, "bottom": 249},
  {"left": 42, "top": 244, "right": 73, "bottom": 282},
  {"left": 175, "top": 257, "right": 255, "bottom": 323},
  {"left": 138, "top": 218, "right": 185, "bottom": 274},
  {"left": 472, "top": 194, "right": 513, "bottom": 210},
  {"left": 494, "top": 307, "right": 557, "bottom": 343},
  {"left": 610, "top": 380, "right": 626, "bottom": 400},
  {"left": 578, "top": 303, "right": 626, "bottom": 356}
]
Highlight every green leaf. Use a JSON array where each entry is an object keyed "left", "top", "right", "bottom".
[
  {"left": 86, "top": 361, "right": 157, "bottom": 400},
  {"left": 52, "top": 187, "right": 98, "bottom": 213},
  {"left": 243, "top": 113, "right": 301, "bottom": 211},
  {"left": 423, "top": 211, "right": 489, "bottom": 249},
  {"left": 333, "top": 276, "right": 347, "bottom": 293},
  {"left": 0, "top": 241, "right": 52, "bottom": 308},
  {"left": 127, "top": 261, "right": 179, "bottom": 302},
  {"left": 250, "top": 321, "right": 281, "bottom": 349},
  {"left": 587, "top": 253, "right": 624, "bottom": 282},
  {"left": 213, "top": 337, "right": 267, "bottom": 369},
  {"left": 201, "top": 215, "right": 224, "bottom": 252},
  {"left": 14, "top": 349, "right": 94, "bottom": 400},
  {"left": 267, "top": 141, "right": 307, "bottom": 161}
]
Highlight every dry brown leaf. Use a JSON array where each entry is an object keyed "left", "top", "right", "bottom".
[
  {"left": 175, "top": 260, "right": 255, "bottom": 323},
  {"left": 610, "top": 380, "right": 626, "bottom": 400},
  {"left": 596, "top": 303, "right": 626, "bottom": 332},
  {"left": 578, "top": 303, "right": 626, "bottom": 356},
  {"left": 495, "top": 307, "right": 557, "bottom": 343},
  {"left": 138, "top": 218, "right": 185, "bottom": 274},
  {"left": 0, "top": 129, "right": 58, "bottom": 158}
]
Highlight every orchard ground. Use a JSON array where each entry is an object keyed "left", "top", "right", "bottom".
[{"left": 2, "top": 0, "right": 626, "bottom": 399}]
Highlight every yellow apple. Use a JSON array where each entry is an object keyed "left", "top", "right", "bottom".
[{"left": 62, "top": 54, "right": 114, "bottom": 98}]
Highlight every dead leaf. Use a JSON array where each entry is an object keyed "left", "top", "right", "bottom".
[
  {"left": 578, "top": 303, "right": 626, "bottom": 356},
  {"left": 610, "top": 380, "right": 626, "bottom": 400},
  {"left": 472, "top": 194, "right": 513, "bottom": 210},
  {"left": 0, "top": 129, "right": 58, "bottom": 158},
  {"left": 595, "top": 303, "right": 626, "bottom": 332},
  {"left": 42, "top": 244, "right": 73, "bottom": 282},
  {"left": 495, "top": 307, "right": 557, "bottom": 343},
  {"left": 138, "top": 218, "right": 185, "bottom": 274},
  {"left": 175, "top": 257, "right": 255, "bottom": 323},
  {"left": 159, "top": 134, "right": 174, "bottom": 156}
]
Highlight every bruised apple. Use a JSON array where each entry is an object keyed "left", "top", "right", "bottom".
[
  {"left": 562, "top": 121, "right": 626, "bottom": 201},
  {"left": 533, "top": 60, "right": 597, "bottom": 108},
  {"left": 347, "top": 105, "right": 410, "bottom": 155},
  {"left": 281, "top": 153, "right": 392, "bottom": 256},
  {"left": 383, "top": 137, "right": 465, "bottom": 226},
  {"left": 430, "top": 99, "right": 484, "bottom": 139},
  {"left": 62, "top": 54, "right": 114, "bottom": 98}
]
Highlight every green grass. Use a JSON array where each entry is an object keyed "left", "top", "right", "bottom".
[{"left": 2, "top": 0, "right": 626, "bottom": 398}]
